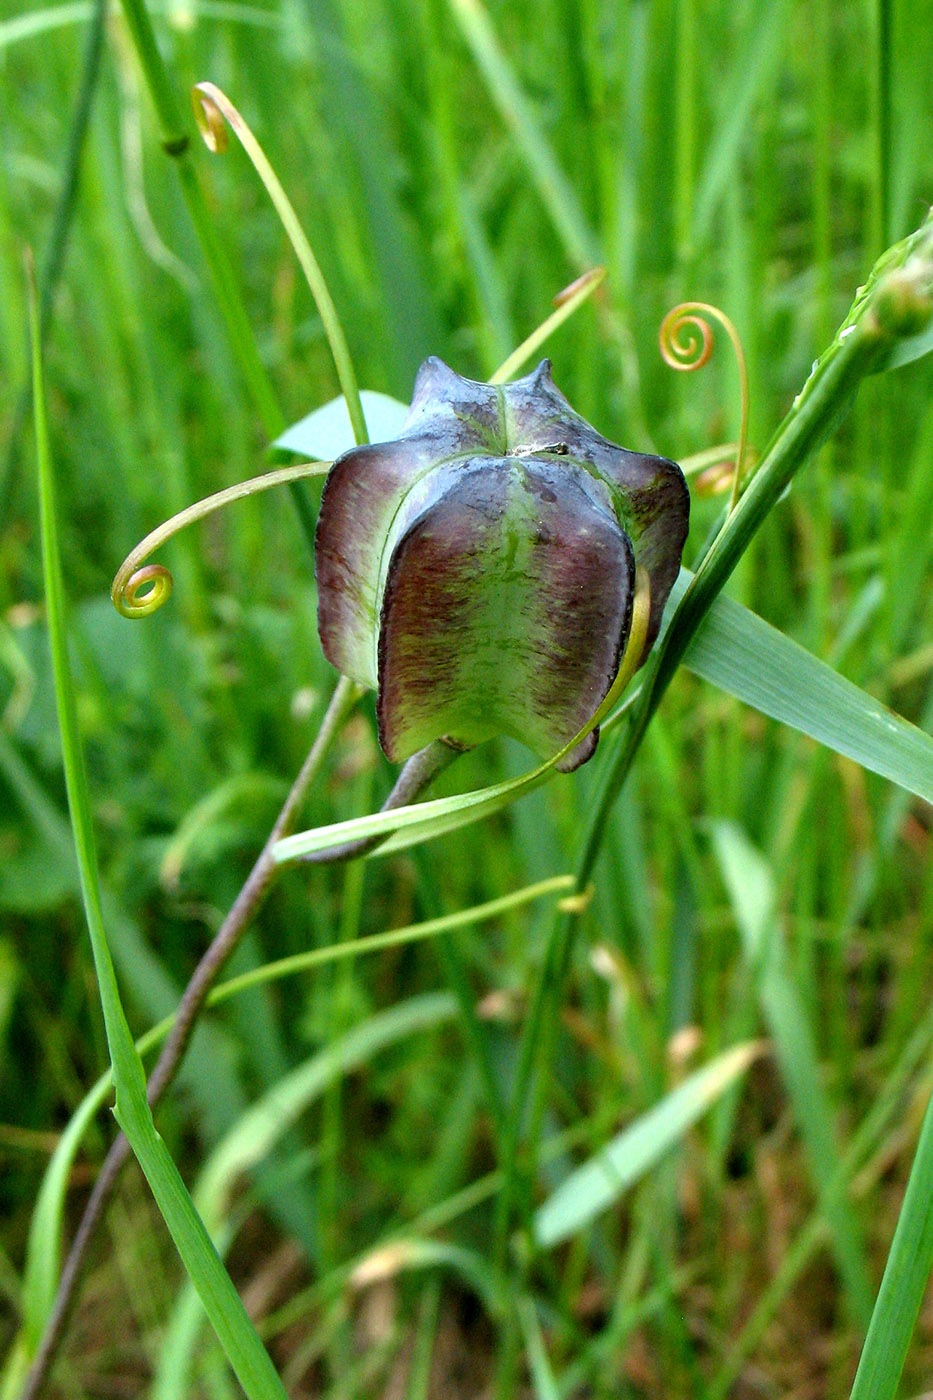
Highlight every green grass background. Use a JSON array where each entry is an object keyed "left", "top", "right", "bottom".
[{"left": 2, "top": 0, "right": 933, "bottom": 1394}]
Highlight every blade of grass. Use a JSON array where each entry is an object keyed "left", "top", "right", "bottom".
[
  {"left": 0, "top": 2, "right": 93, "bottom": 50},
  {"left": 710, "top": 997, "right": 933, "bottom": 1400},
  {"left": 533, "top": 1040, "right": 763, "bottom": 1248},
  {"left": 191, "top": 81, "right": 368, "bottom": 446},
  {"left": 711, "top": 822, "right": 875, "bottom": 1327},
  {"left": 516, "top": 1295, "right": 560, "bottom": 1400},
  {"left": 154, "top": 992, "right": 459, "bottom": 1399},
  {"left": 31, "top": 258, "right": 289, "bottom": 1400},
  {"left": 15, "top": 874, "right": 573, "bottom": 1364},
  {"left": 675, "top": 568, "right": 933, "bottom": 806},
  {"left": 116, "top": 0, "right": 282, "bottom": 436},
  {"left": 847, "top": 1076, "right": 933, "bottom": 1400},
  {"left": 447, "top": 0, "right": 598, "bottom": 268},
  {"left": 0, "top": 0, "right": 106, "bottom": 524}
]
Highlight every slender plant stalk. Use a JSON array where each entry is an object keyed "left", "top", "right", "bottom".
[
  {"left": 14, "top": 867, "right": 575, "bottom": 1394},
  {"left": 19, "top": 692, "right": 485, "bottom": 1397},
  {"left": 30, "top": 257, "right": 297, "bottom": 1400},
  {"left": 490, "top": 267, "right": 605, "bottom": 384},
  {"left": 491, "top": 214, "right": 933, "bottom": 1330},
  {"left": 113, "top": 0, "right": 327, "bottom": 549},
  {"left": 117, "top": 0, "right": 280, "bottom": 435},
  {"left": 20, "top": 674, "right": 361, "bottom": 1400}
]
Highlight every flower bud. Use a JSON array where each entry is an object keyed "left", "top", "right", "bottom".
[{"left": 315, "top": 358, "right": 689, "bottom": 771}]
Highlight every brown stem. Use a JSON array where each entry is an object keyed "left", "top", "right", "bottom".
[
  {"left": 299, "top": 738, "right": 461, "bottom": 864},
  {"left": 21, "top": 676, "right": 361, "bottom": 1400}
]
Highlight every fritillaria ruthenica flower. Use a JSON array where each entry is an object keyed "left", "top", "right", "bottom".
[{"left": 315, "top": 358, "right": 689, "bottom": 771}]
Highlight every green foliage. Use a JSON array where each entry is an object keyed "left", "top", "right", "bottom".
[{"left": 3, "top": 0, "right": 933, "bottom": 1396}]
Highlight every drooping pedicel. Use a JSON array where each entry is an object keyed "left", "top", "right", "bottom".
[{"left": 315, "top": 358, "right": 689, "bottom": 771}]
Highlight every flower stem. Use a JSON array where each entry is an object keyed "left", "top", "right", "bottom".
[
  {"left": 492, "top": 211, "right": 933, "bottom": 1324},
  {"left": 19, "top": 676, "right": 361, "bottom": 1400}
]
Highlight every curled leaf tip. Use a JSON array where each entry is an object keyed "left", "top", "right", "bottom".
[
  {"left": 660, "top": 301, "right": 750, "bottom": 509},
  {"left": 110, "top": 461, "right": 330, "bottom": 621},
  {"left": 659, "top": 304, "right": 715, "bottom": 371},
  {"left": 112, "top": 563, "right": 173, "bottom": 618},
  {"left": 191, "top": 82, "right": 229, "bottom": 154},
  {"left": 553, "top": 267, "right": 606, "bottom": 308}
]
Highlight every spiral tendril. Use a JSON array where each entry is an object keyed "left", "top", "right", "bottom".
[
  {"left": 659, "top": 302, "right": 750, "bottom": 510},
  {"left": 110, "top": 460, "right": 330, "bottom": 620},
  {"left": 659, "top": 306, "right": 714, "bottom": 371}
]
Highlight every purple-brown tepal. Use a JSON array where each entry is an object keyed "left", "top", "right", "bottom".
[{"left": 315, "top": 358, "right": 689, "bottom": 771}]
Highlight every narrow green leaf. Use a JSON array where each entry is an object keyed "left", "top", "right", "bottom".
[
  {"left": 31, "top": 267, "right": 290, "bottom": 1400},
  {"left": 21, "top": 1080, "right": 109, "bottom": 1350},
  {"left": 0, "top": 1, "right": 92, "bottom": 52},
  {"left": 676, "top": 570, "right": 933, "bottom": 807},
  {"left": 848, "top": 1076, "right": 933, "bottom": 1400},
  {"left": 516, "top": 1296, "right": 561, "bottom": 1400},
  {"left": 18, "top": 875, "right": 568, "bottom": 1368},
  {"left": 533, "top": 1041, "right": 762, "bottom": 1248},
  {"left": 711, "top": 823, "right": 875, "bottom": 1328},
  {"left": 351, "top": 1238, "right": 508, "bottom": 1316},
  {"left": 195, "top": 994, "right": 457, "bottom": 1223},
  {"left": 155, "top": 993, "right": 458, "bottom": 1400}
]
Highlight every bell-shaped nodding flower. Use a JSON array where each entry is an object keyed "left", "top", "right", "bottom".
[{"left": 315, "top": 358, "right": 689, "bottom": 772}]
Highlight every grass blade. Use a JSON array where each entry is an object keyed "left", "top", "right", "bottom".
[
  {"left": 533, "top": 1041, "right": 763, "bottom": 1248},
  {"left": 31, "top": 260, "right": 290, "bottom": 1400},
  {"left": 711, "top": 822, "right": 875, "bottom": 1327},
  {"left": 447, "top": 0, "right": 598, "bottom": 267},
  {"left": 848, "top": 1081, "right": 933, "bottom": 1400},
  {"left": 155, "top": 992, "right": 458, "bottom": 1398},
  {"left": 677, "top": 569, "right": 933, "bottom": 806},
  {"left": 516, "top": 1295, "right": 560, "bottom": 1400},
  {"left": 16, "top": 874, "right": 571, "bottom": 1369}
]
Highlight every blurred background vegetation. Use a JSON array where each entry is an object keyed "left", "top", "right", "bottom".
[{"left": 2, "top": 0, "right": 933, "bottom": 1394}]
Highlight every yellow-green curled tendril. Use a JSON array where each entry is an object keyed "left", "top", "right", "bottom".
[
  {"left": 111, "top": 461, "right": 330, "bottom": 619},
  {"left": 659, "top": 302, "right": 750, "bottom": 512},
  {"left": 190, "top": 80, "right": 368, "bottom": 449}
]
